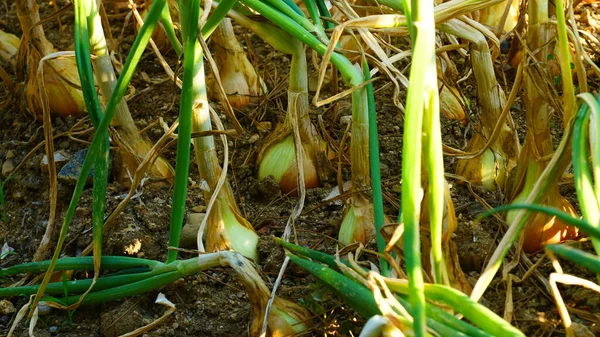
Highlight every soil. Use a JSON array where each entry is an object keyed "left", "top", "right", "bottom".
[{"left": 1, "top": 1, "right": 600, "bottom": 337}]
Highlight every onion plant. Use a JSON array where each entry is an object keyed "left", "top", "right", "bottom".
[
  {"left": 86, "top": 0, "right": 174, "bottom": 186},
  {"left": 235, "top": 0, "right": 377, "bottom": 245},
  {"left": 442, "top": 18, "right": 518, "bottom": 191},
  {"left": 505, "top": 0, "right": 578, "bottom": 253},
  {"left": 170, "top": 0, "right": 260, "bottom": 263}
]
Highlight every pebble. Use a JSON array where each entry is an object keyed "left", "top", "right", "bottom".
[
  {"left": 340, "top": 116, "right": 352, "bottom": 126},
  {"left": 179, "top": 213, "right": 206, "bottom": 248},
  {"left": 5, "top": 150, "right": 16, "bottom": 159},
  {"left": 248, "top": 133, "right": 260, "bottom": 144},
  {"left": 2, "top": 160, "right": 14, "bottom": 177},
  {"left": 41, "top": 152, "right": 69, "bottom": 173},
  {"left": 172, "top": 323, "right": 179, "bottom": 329},
  {"left": 37, "top": 302, "right": 52, "bottom": 316},
  {"left": 58, "top": 149, "right": 112, "bottom": 185},
  {"left": 49, "top": 326, "right": 58, "bottom": 334},
  {"left": 257, "top": 121, "right": 272, "bottom": 132},
  {"left": 59, "top": 141, "right": 70, "bottom": 150},
  {"left": 0, "top": 299, "right": 16, "bottom": 315},
  {"left": 191, "top": 205, "right": 205, "bottom": 213},
  {"left": 23, "top": 174, "right": 42, "bottom": 190}
]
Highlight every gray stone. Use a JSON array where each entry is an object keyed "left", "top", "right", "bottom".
[
  {"left": 2, "top": 160, "right": 14, "bottom": 177},
  {"left": 58, "top": 149, "right": 112, "bottom": 185},
  {"left": 41, "top": 152, "right": 69, "bottom": 173},
  {"left": 0, "top": 299, "right": 15, "bottom": 315},
  {"left": 180, "top": 213, "right": 205, "bottom": 248}
]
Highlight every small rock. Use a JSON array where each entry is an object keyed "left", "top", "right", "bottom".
[
  {"left": 24, "top": 174, "right": 42, "bottom": 190},
  {"left": 58, "top": 149, "right": 112, "bottom": 185},
  {"left": 2, "top": 160, "right": 14, "bottom": 177},
  {"left": 146, "top": 222, "right": 160, "bottom": 231},
  {"left": 172, "top": 322, "right": 179, "bottom": 329},
  {"left": 49, "top": 326, "right": 58, "bottom": 334},
  {"left": 340, "top": 116, "right": 352, "bottom": 126},
  {"left": 41, "top": 152, "right": 69, "bottom": 173},
  {"left": 379, "top": 163, "right": 389, "bottom": 177},
  {"left": 59, "top": 141, "right": 70, "bottom": 150},
  {"left": 571, "top": 322, "right": 595, "bottom": 337},
  {"left": 248, "top": 133, "right": 260, "bottom": 144},
  {"left": 5, "top": 150, "right": 16, "bottom": 159},
  {"left": 180, "top": 213, "right": 205, "bottom": 248},
  {"left": 257, "top": 121, "right": 272, "bottom": 133},
  {"left": 37, "top": 302, "right": 52, "bottom": 316},
  {"left": 191, "top": 205, "right": 205, "bottom": 213},
  {"left": 0, "top": 299, "right": 16, "bottom": 315}
]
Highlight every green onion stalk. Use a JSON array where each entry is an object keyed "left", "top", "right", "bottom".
[
  {"left": 138, "top": 0, "right": 182, "bottom": 55},
  {"left": 505, "top": 0, "right": 578, "bottom": 253},
  {"left": 70, "top": 0, "right": 110, "bottom": 310},
  {"left": 1, "top": 252, "right": 227, "bottom": 305},
  {"left": 400, "top": 0, "right": 438, "bottom": 334},
  {"left": 233, "top": 0, "right": 375, "bottom": 245},
  {"left": 172, "top": 0, "right": 259, "bottom": 263},
  {"left": 573, "top": 93, "right": 600, "bottom": 255},
  {"left": 440, "top": 18, "right": 518, "bottom": 191},
  {"left": 87, "top": 0, "right": 174, "bottom": 186}
]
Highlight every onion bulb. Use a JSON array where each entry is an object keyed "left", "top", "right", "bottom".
[
  {"left": 209, "top": 18, "right": 261, "bottom": 109},
  {"left": 439, "top": 84, "right": 467, "bottom": 126},
  {"left": 205, "top": 194, "right": 259, "bottom": 262},
  {"left": 28, "top": 56, "right": 87, "bottom": 119},
  {"left": 455, "top": 133, "right": 509, "bottom": 191},
  {"left": 339, "top": 194, "right": 375, "bottom": 245},
  {"left": 0, "top": 29, "right": 19, "bottom": 68},
  {"left": 477, "top": 0, "right": 519, "bottom": 33},
  {"left": 225, "top": 252, "right": 311, "bottom": 337},
  {"left": 257, "top": 135, "right": 319, "bottom": 195},
  {"left": 506, "top": 161, "right": 579, "bottom": 253}
]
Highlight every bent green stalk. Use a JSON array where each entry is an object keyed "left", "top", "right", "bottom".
[
  {"left": 0, "top": 256, "right": 162, "bottom": 277},
  {"left": 44, "top": 252, "right": 228, "bottom": 306}
]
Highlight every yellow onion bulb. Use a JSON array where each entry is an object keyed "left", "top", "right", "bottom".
[
  {"left": 258, "top": 135, "right": 319, "bottom": 195},
  {"left": 506, "top": 190, "right": 579, "bottom": 253},
  {"left": 268, "top": 298, "right": 311, "bottom": 337},
  {"left": 0, "top": 29, "right": 20, "bottom": 68},
  {"left": 224, "top": 252, "right": 311, "bottom": 337},
  {"left": 478, "top": 0, "right": 519, "bottom": 33},
  {"left": 439, "top": 85, "right": 467, "bottom": 126},
  {"left": 206, "top": 198, "right": 259, "bottom": 262},
  {"left": 44, "top": 58, "right": 87, "bottom": 116},
  {"left": 338, "top": 194, "right": 375, "bottom": 245},
  {"left": 209, "top": 18, "right": 261, "bottom": 109},
  {"left": 456, "top": 139, "right": 508, "bottom": 191},
  {"left": 29, "top": 57, "right": 87, "bottom": 119}
]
